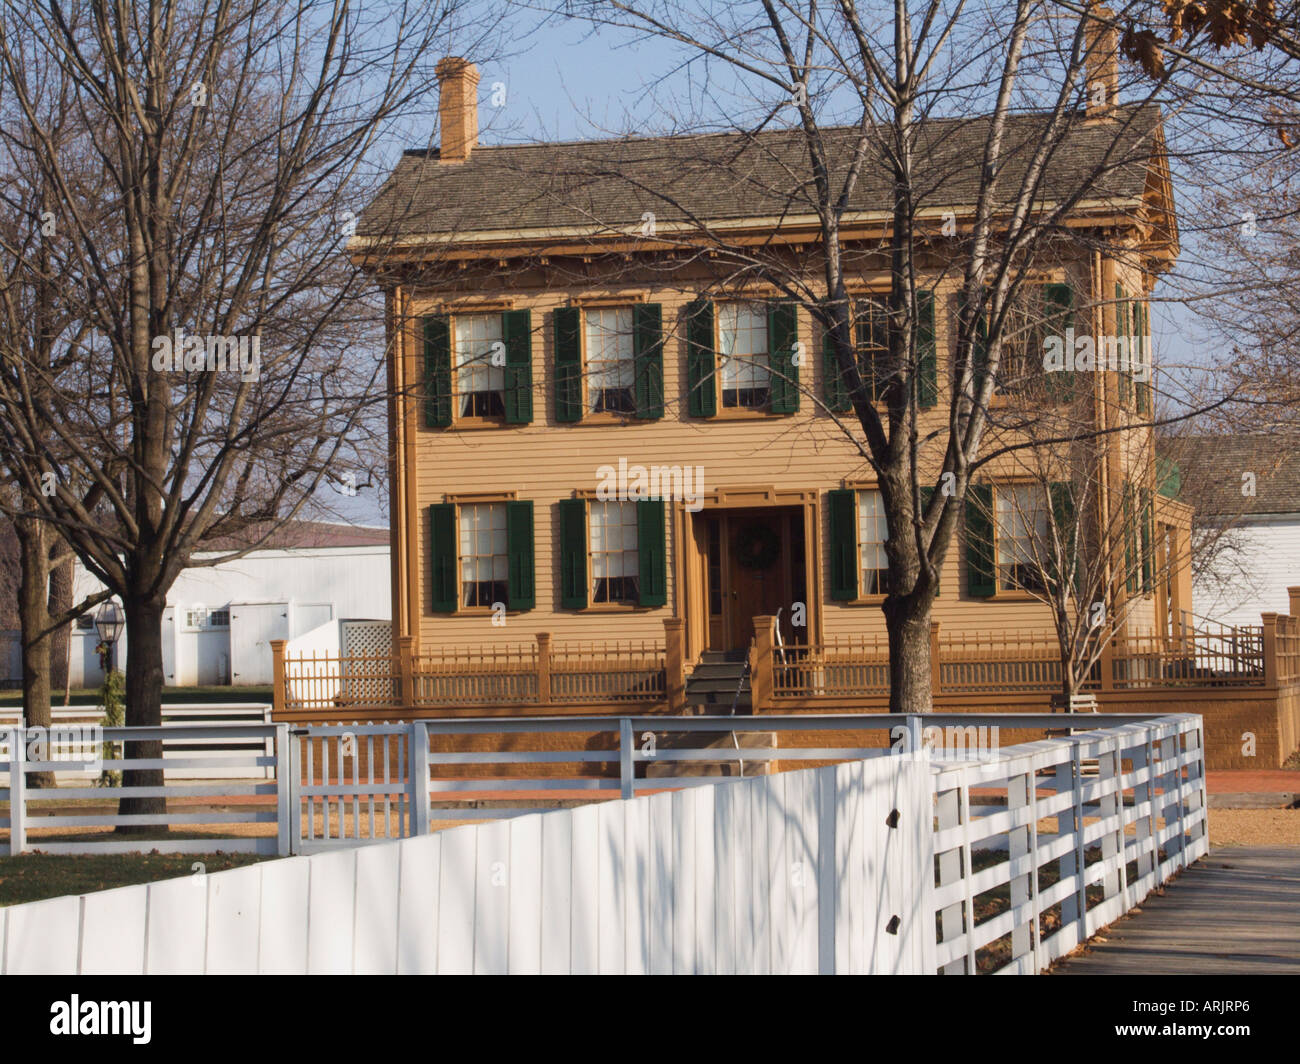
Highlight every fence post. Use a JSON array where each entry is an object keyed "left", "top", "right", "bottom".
[
  {"left": 397, "top": 635, "right": 416, "bottom": 710},
  {"left": 8, "top": 727, "right": 25, "bottom": 856},
  {"left": 930, "top": 621, "right": 942, "bottom": 695},
  {"left": 619, "top": 718, "right": 634, "bottom": 800},
  {"left": 271, "top": 639, "right": 287, "bottom": 715},
  {"left": 1289, "top": 586, "right": 1300, "bottom": 619},
  {"left": 663, "top": 619, "right": 686, "bottom": 712},
  {"left": 906, "top": 714, "right": 924, "bottom": 758},
  {"left": 749, "top": 615, "right": 776, "bottom": 712},
  {"left": 275, "top": 723, "right": 292, "bottom": 857},
  {"left": 286, "top": 726, "right": 302, "bottom": 855},
  {"left": 536, "top": 632, "right": 552, "bottom": 706},
  {"left": 409, "top": 721, "right": 431, "bottom": 836},
  {"left": 1262, "top": 612, "right": 1279, "bottom": 688}
]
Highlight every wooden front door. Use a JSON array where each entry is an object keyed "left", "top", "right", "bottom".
[{"left": 701, "top": 507, "right": 806, "bottom": 652}]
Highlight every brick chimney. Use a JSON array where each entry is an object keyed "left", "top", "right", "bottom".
[
  {"left": 436, "top": 57, "right": 480, "bottom": 163},
  {"left": 1084, "top": 6, "right": 1118, "bottom": 121}
]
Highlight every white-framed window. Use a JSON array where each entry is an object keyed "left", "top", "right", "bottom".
[
  {"left": 589, "top": 500, "right": 640, "bottom": 604},
  {"left": 184, "top": 607, "right": 230, "bottom": 630},
  {"left": 454, "top": 313, "right": 506, "bottom": 419},
  {"left": 75, "top": 614, "right": 94, "bottom": 630},
  {"left": 584, "top": 307, "right": 636, "bottom": 414},
  {"left": 995, "top": 484, "right": 1049, "bottom": 591},
  {"left": 459, "top": 501, "right": 508, "bottom": 607},
  {"left": 857, "top": 489, "right": 889, "bottom": 596},
  {"left": 717, "top": 302, "right": 771, "bottom": 409}
]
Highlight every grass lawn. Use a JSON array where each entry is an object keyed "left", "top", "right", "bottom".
[
  {"left": 0, "top": 851, "right": 273, "bottom": 907},
  {"left": 0, "top": 685, "right": 273, "bottom": 708}
]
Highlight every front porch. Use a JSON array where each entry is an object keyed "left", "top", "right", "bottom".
[{"left": 270, "top": 595, "right": 1300, "bottom": 770}]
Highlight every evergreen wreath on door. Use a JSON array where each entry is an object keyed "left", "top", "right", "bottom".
[{"left": 732, "top": 520, "right": 781, "bottom": 571}]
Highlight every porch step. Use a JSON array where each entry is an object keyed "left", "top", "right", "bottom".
[
  {"left": 699, "top": 649, "right": 749, "bottom": 664},
  {"left": 685, "top": 656, "right": 751, "bottom": 711}
]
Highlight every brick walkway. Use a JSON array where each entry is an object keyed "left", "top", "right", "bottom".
[{"left": 1206, "top": 769, "right": 1300, "bottom": 794}]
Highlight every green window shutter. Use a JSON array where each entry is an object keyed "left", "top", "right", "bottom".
[
  {"left": 965, "top": 483, "right": 996, "bottom": 598},
  {"left": 828, "top": 488, "right": 859, "bottom": 601},
  {"left": 822, "top": 325, "right": 851, "bottom": 412},
  {"left": 1115, "top": 285, "right": 1130, "bottom": 407},
  {"left": 553, "top": 306, "right": 582, "bottom": 423},
  {"left": 1140, "top": 486, "right": 1154, "bottom": 592},
  {"left": 636, "top": 499, "right": 667, "bottom": 606},
  {"left": 634, "top": 303, "right": 664, "bottom": 419},
  {"left": 429, "top": 503, "right": 458, "bottom": 611},
  {"left": 1136, "top": 303, "right": 1152, "bottom": 415},
  {"left": 1044, "top": 283, "right": 1075, "bottom": 401},
  {"left": 686, "top": 299, "right": 716, "bottom": 417},
  {"left": 558, "top": 498, "right": 588, "bottom": 609},
  {"left": 916, "top": 291, "right": 937, "bottom": 408},
  {"left": 1122, "top": 483, "right": 1138, "bottom": 594},
  {"left": 422, "top": 315, "right": 452, "bottom": 428},
  {"left": 959, "top": 290, "right": 989, "bottom": 387},
  {"left": 920, "top": 485, "right": 938, "bottom": 596},
  {"left": 768, "top": 301, "right": 800, "bottom": 413},
  {"left": 1048, "top": 481, "right": 1078, "bottom": 597},
  {"left": 502, "top": 309, "right": 533, "bottom": 424},
  {"left": 505, "top": 499, "right": 535, "bottom": 609},
  {"left": 1157, "top": 455, "right": 1181, "bottom": 499}
]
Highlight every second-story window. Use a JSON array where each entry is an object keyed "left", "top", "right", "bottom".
[
  {"left": 717, "top": 302, "right": 772, "bottom": 409},
  {"left": 969, "top": 283, "right": 1072, "bottom": 398},
  {"left": 585, "top": 308, "right": 636, "bottom": 414},
  {"left": 454, "top": 313, "right": 506, "bottom": 419}
]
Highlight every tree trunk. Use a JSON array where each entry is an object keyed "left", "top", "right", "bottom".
[
  {"left": 884, "top": 592, "right": 934, "bottom": 715},
  {"left": 47, "top": 555, "right": 71, "bottom": 693},
  {"left": 117, "top": 591, "right": 166, "bottom": 833},
  {"left": 14, "top": 516, "right": 55, "bottom": 787}
]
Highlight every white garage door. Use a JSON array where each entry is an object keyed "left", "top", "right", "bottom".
[{"left": 229, "top": 602, "right": 289, "bottom": 686}]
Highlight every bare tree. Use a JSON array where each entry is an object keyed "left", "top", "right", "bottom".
[
  {"left": 0, "top": 0, "right": 479, "bottom": 823},
  {"left": 515, "top": 0, "right": 1241, "bottom": 712}
]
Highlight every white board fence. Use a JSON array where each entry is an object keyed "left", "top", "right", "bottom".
[{"left": 0, "top": 754, "right": 934, "bottom": 975}]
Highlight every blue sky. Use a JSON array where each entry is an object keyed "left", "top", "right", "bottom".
[{"left": 323, "top": 9, "right": 1210, "bottom": 527}]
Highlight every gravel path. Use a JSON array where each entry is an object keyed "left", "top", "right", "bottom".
[{"left": 1209, "top": 808, "right": 1300, "bottom": 847}]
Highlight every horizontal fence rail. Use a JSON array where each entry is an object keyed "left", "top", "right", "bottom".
[{"left": 0, "top": 712, "right": 1207, "bottom": 974}]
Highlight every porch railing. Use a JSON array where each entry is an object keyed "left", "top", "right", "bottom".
[
  {"left": 272, "top": 600, "right": 1300, "bottom": 718},
  {"left": 771, "top": 618, "right": 1278, "bottom": 700},
  {"left": 275, "top": 626, "right": 677, "bottom": 715}
]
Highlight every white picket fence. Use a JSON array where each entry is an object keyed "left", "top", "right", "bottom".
[{"left": 0, "top": 713, "right": 1208, "bottom": 974}]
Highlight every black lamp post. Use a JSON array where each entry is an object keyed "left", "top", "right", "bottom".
[{"left": 94, "top": 600, "right": 124, "bottom": 672}]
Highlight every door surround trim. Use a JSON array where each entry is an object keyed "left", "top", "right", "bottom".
[{"left": 673, "top": 487, "right": 823, "bottom": 663}]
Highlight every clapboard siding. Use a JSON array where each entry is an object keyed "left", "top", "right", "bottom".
[
  {"left": 408, "top": 267, "right": 1152, "bottom": 648},
  {"left": 1197, "top": 516, "right": 1300, "bottom": 628}
]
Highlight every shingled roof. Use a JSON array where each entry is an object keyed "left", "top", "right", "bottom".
[
  {"left": 358, "top": 104, "right": 1164, "bottom": 242},
  {"left": 1162, "top": 434, "right": 1300, "bottom": 518}
]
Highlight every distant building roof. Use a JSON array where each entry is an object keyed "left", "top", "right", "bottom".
[
  {"left": 201, "top": 520, "right": 389, "bottom": 552},
  {"left": 1162, "top": 434, "right": 1300, "bottom": 518}
]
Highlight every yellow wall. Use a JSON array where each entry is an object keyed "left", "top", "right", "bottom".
[{"left": 395, "top": 258, "right": 1162, "bottom": 655}]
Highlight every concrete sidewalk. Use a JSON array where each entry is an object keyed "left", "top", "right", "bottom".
[{"left": 1053, "top": 847, "right": 1300, "bottom": 974}]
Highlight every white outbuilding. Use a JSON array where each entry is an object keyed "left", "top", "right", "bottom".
[{"left": 69, "top": 521, "right": 391, "bottom": 688}]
